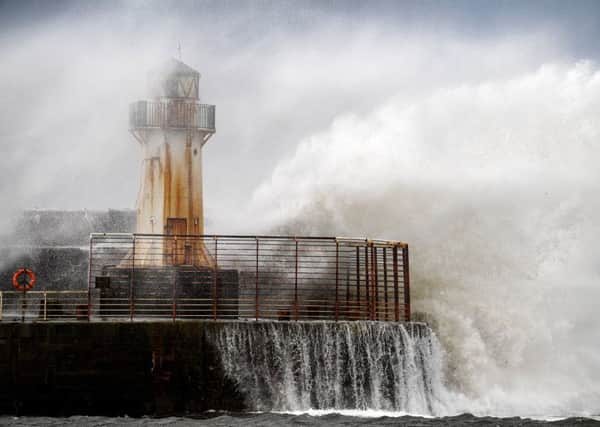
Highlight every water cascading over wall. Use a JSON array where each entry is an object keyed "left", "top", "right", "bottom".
[{"left": 206, "top": 321, "right": 448, "bottom": 415}]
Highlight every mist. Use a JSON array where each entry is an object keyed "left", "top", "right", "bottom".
[
  {"left": 1, "top": 0, "right": 600, "bottom": 418},
  {"left": 248, "top": 63, "right": 600, "bottom": 416}
]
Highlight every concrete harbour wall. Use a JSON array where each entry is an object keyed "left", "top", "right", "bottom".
[
  {"left": 0, "top": 321, "right": 244, "bottom": 416},
  {"left": 0, "top": 320, "right": 440, "bottom": 416}
]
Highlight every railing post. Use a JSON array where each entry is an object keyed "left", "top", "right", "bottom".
[
  {"left": 365, "top": 244, "right": 371, "bottom": 320},
  {"left": 372, "top": 244, "right": 378, "bottom": 321},
  {"left": 294, "top": 239, "right": 298, "bottom": 321},
  {"left": 172, "top": 266, "right": 177, "bottom": 322},
  {"left": 402, "top": 244, "right": 411, "bottom": 322},
  {"left": 21, "top": 288, "right": 26, "bottom": 323},
  {"left": 383, "top": 247, "right": 388, "bottom": 321},
  {"left": 87, "top": 235, "right": 93, "bottom": 321},
  {"left": 43, "top": 291, "right": 47, "bottom": 321},
  {"left": 335, "top": 240, "right": 339, "bottom": 321},
  {"left": 213, "top": 237, "right": 218, "bottom": 321},
  {"left": 355, "top": 246, "right": 360, "bottom": 317},
  {"left": 393, "top": 245, "right": 399, "bottom": 322},
  {"left": 370, "top": 243, "right": 376, "bottom": 320},
  {"left": 345, "top": 266, "right": 350, "bottom": 321},
  {"left": 0, "top": 291, "right": 3, "bottom": 322},
  {"left": 130, "top": 235, "right": 136, "bottom": 322},
  {"left": 255, "top": 238, "right": 259, "bottom": 320}
]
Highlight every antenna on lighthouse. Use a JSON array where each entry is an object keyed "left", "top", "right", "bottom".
[{"left": 177, "top": 42, "right": 182, "bottom": 61}]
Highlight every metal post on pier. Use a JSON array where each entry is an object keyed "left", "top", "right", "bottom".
[
  {"left": 255, "top": 238, "right": 259, "bottom": 320},
  {"left": 355, "top": 247, "right": 360, "bottom": 317},
  {"left": 172, "top": 264, "right": 177, "bottom": 322},
  {"left": 372, "top": 244, "right": 378, "bottom": 320},
  {"left": 130, "top": 235, "right": 136, "bottom": 321},
  {"left": 393, "top": 245, "right": 399, "bottom": 322},
  {"left": 87, "top": 235, "right": 92, "bottom": 321},
  {"left": 383, "top": 247, "right": 388, "bottom": 321},
  {"left": 294, "top": 239, "right": 298, "bottom": 321},
  {"left": 345, "top": 266, "right": 350, "bottom": 321},
  {"left": 213, "top": 237, "right": 218, "bottom": 321},
  {"left": 365, "top": 244, "right": 370, "bottom": 319},
  {"left": 335, "top": 241, "right": 339, "bottom": 321},
  {"left": 369, "top": 244, "right": 373, "bottom": 320},
  {"left": 21, "top": 287, "right": 26, "bottom": 323},
  {"left": 402, "top": 244, "right": 411, "bottom": 321}
]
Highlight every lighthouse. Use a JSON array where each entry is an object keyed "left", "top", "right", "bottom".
[{"left": 129, "top": 59, "right": 215, "bottom": 266}]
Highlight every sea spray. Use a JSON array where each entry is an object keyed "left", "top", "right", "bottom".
[
  {"left": 244, "top": 63, "right": 600, "bottom": 415},
  {"left": 206, "top": 321, "right": 449, "bottom": 415}
]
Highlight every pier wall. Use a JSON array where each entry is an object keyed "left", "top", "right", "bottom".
[
  {"left": 0, "top": 320, "right": 439, "bottom": 416},
  {"left": 0, "top": 321, "right": 244, "bottom": 416}
]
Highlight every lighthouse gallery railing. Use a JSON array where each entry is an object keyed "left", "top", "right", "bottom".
[{"left": 129, "top": 101, "right": 215, "bottom": 131}]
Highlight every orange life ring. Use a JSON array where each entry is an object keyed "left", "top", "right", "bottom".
[{"left": 12, "top": 268, "right": 36, "bottom": 291}]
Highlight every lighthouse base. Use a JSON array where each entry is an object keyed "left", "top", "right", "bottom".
[{"left": 97, "top": 266, "right": 239, "bottom": 319}]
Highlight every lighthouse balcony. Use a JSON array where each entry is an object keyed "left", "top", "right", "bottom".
[{"left": 129, "top": 100, "right": 215, "bottom": 132}]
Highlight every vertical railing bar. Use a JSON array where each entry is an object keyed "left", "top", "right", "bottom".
[
  {"left": 345, "top": 253, "right": 350, "bottom": 321},
  {"left": 335, "top": 241, "right": 339, "bottom": 321},
  {"left": 393, "top": 245, "right": 400, "bottom": 322},
  {"left": 0, "top": 291, "right": 3, "bottom": 322},
  {"left": 21, "top": 287, "right": 25, "bottom": 323},
  {"left": 372, "top": 244, "right": 378, "bottom": 320},
  {"left": 43, "top": 291, "right": 47, "bottom": 321},
  {"left": 383, "top": 247, "right": 388, "bottom": 321},
  {"left": 294, "top": 239, "right": 298, "bottom": 321},
  {"left": 255, "top": 238, "right": 259, "bottom": 320},
  {"left": 130, "top": 235, "right": 136, "bottom": 322},
  {"left": 172, "top": 264, "right": 177, "bottom": 322},
  {"left": 87, "top": 235, "right": 93, "bottom": 321},
  {"left": 213, "top": 236, "right": 218, "bottom": 321},
  {"left": 369, "top": 244, "right": 374, "bottom": 320},
  {"left": 402, "top": 244, "right": 411, "bottom": 322},
  {"left": 356, "top": 246, "right": 360, "bottom": 319},
  {"left": 365, "top": 244, "right": 370, "bottom": 320}
]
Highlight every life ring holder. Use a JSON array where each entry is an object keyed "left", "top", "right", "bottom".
[{"left": 12, "top": 268, "right": 36, "bottom": 291}]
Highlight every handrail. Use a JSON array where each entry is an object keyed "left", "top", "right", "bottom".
[
  {"left": 89, "top": 233, "right": 407, "bottom": 247},
  {"left": 0, "top": 290, "right": 89, "bottom": 322}
]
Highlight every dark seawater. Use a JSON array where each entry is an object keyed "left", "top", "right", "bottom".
[{"left": 1, "top": 414, "right": 599, "bottom": 426}]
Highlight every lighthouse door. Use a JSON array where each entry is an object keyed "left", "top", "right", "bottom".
[{"left": 165, "top": 218, "right": 187, "bottom": 265}]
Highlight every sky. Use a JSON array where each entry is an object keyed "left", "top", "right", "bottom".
[{"left": 1, "top": 0, "right": 600, "bottom": 227}]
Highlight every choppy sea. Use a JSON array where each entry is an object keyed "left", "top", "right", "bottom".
[{"left": 1, "top": 413, "right": 599, "bottom": 426}]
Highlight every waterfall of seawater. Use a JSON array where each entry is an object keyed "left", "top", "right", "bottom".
[{"left": 206, "top": 321, "right": 448, "bottom": 415}]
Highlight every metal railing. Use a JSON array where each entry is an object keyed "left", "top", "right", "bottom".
[
  {"left": 0, "top": 234, "right": 410, "bottom": 323},
  {"left": 86, "top": 234, "right": 410, "bottom": 322},
  {"left": 0, "top": 290, "right": 88, "bottom": 322},
  {"left": 129, "top": 100, "right": 215, "bottom": 131}
]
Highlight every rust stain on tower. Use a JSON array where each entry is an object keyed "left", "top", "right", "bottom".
[{"left": 129, "top": 59, "right": 216, "bottom": 266}]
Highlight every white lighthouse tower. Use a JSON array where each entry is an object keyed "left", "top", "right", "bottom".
[{"left": 129, "top": 59, "right": 215, "bottom": 266}]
